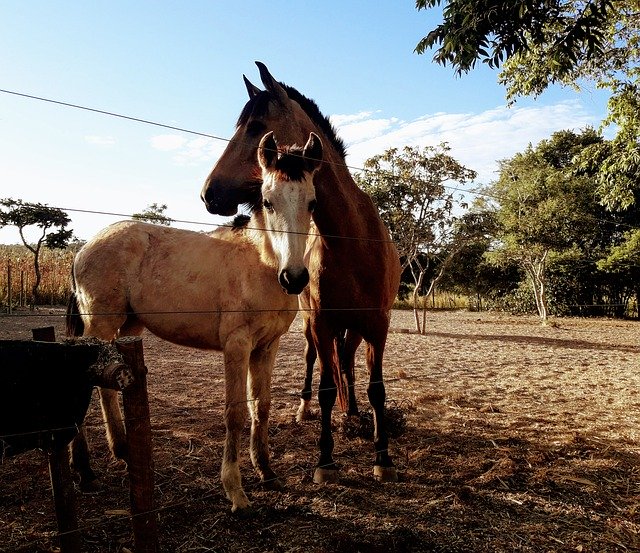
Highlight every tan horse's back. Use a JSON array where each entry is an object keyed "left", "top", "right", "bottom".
[{"left": 73, "top": 220, "right": 297, "bottom": 349}]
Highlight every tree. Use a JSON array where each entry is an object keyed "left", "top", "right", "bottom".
[
  {"left": 415, "top": 0, "right": 640, "bottom": 210},
  {"left": 487, "top": 129, "right": 603, "bottom": 322},
  {"left": 597, "top": 229, "right": 640, "bottom": 316},
  {"left": 356, "top": 144, "right": 476, "bottom": 333},
  {"left": 131, "top": 203, "right": 172, "bottom": 226},
  {"left": 0, "top": 198, "right": 73, "bottom": 305}
]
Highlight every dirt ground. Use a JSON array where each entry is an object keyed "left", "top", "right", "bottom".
[{"left": 1, "top": 308, "right": 639, "bottom": 552}]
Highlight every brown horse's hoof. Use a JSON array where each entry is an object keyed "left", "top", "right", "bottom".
[
  {"left": 374, "top": 465, "right": 398, "bottom": 483},
  {"left": 313, "top": 467, "right": 339, "bottom": 484},
  {"left": 262, "top": 476, "right": 284, "bottom": 491},
  {"left": 79, "top": 478, "right": 103, "bottom": 493}
]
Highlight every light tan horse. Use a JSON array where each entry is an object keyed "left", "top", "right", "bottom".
[
  {"left": 67, "top": 131, "right": 322, "bottom": 511},
  {"left": 200, "top": 63, "right": 402, "bottom": 484}
]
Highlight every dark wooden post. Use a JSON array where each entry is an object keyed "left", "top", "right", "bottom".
[
  {"left": 31, "top": 327, "right": 82, "bottom": 553},
  {"left": 48, "top": 448, "right": 82, "bottom": 553},
  {"left": 116, "top": 336, "right": 158, "bottom": 553},
  {"left": 32, "top": 326, "right": 57, "bottom": 342}
]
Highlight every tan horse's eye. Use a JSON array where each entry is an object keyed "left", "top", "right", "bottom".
[
  {"left": 308, "top": 199, "right": 317, "bottom": 213},
  {"left": 263, "top": 199, "right": 274, "bottom": 212}
]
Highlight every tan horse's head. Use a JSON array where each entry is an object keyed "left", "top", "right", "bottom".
[
  {"left": 201, "top": 62, "right": 342, "bottom": 217},
  {"left": 256, "top": 131, "right": 322, "bottom": 295}
]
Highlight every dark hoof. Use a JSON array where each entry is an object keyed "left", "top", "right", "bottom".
[
  {"left": 231, "top": 503, "right": 255, "bottom": 517},
  {"left": 374, "top": 465, "right": 398, "bottom": 483},
  {"left": 313, "top": 467, "right": 339, "bottom": 484},
  {"left": 262, "top": 476, "right": 284, "bottom": 491},
  {"left": 79, "top": 477, "right": 103, "bottom": 493}
]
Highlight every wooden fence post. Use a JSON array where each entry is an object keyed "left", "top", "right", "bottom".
[
  {"left": 116, "top": 336, "right": 158, "bottom": 553},
  {"left": 32, "top": 326, "right": 57, "bottom": 342},
  {"left": 31, "top": 326, "right": 82, "bottom": 553},
  {"left": 7, "top": 260, "right": 12, "bottom": 314}
]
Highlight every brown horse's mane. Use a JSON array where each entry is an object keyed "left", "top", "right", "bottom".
[{"left": 237, "top": 84, "right": 347, "bottom": 161}]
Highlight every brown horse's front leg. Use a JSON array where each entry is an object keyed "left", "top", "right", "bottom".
[
  {"left": 311, "top": 319, "right": 340, "bottom": 484},
  {"left": 248, "top": 340, "right": 282, "bottom": 490},
  {"left": 365, "top": 337, "right": 398, "bottom": 483},
  {"left": 222, "top": 334, "right": 251, "bottom": 512}
]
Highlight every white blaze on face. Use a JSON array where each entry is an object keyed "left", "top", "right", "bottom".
[{"left": 262, "top": 174, "right": 315, "bottom": 278}]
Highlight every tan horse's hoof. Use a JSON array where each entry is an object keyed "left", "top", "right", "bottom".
[
  {"left": 374, "top": 465, "right": 398, "bottom": 482},
  {"left": 313, "top": 467, "right": 339, "bottom": 484},
  {"left": 231, "top": 503, "right": 255, "bottom": 517}
]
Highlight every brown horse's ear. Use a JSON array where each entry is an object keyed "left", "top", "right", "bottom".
[
  {"left": 303, "top": 132, "right": 323, "bottom": 172},
  {"left": 258, "top": 131, "right": 278, "bottom": 170},
  {"left": 255, "top": 61, "right": 289, "bottom": 106},
  {"left": 243, "top": 75, "right": 261, "bottom": 99}
]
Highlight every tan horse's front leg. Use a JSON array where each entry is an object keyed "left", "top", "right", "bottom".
[
  {"left": 221, "top": 334, "right": 251, "bottom": 512},
  {"left": 248, "top": 339, "right": 281, "bottom": 490}
]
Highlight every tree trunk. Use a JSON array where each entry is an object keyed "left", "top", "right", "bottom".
[{"left": 412, "top": 270, "right": 426, "bottom": 334}]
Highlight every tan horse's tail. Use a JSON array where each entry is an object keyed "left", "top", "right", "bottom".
[{"left": 66, "top": 267, "right": 84, "bottom": 337}]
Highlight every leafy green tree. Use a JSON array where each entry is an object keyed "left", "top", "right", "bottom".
[
  {"left": 132, "top": 203, "right": 172, "bottom": 226},
  {"left": 0, "top": 198, "right": 73, "bottom": 305},
  {"left": 415, "top": 0, "right": 640, "bottom": 210},
  {"left": 487, "top": 130, "right": 603, "bottom": 323},
  {"left": 597, "top": 229, "right": 640, "bottom": 315},
  {"left": 356, "top": 144, "right": 476, "bottom": 332}
]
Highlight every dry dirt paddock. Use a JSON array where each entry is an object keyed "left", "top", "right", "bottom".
[{"left": 1, "top": 309, "right": 639, "bottom": 552}]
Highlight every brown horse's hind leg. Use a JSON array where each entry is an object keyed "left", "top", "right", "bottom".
[
  {"left": 364, "top": 331, "right": 397, "bottom": 483},
  {"left": 297, "top": 315, "right": 317, "bottom": 422},
  {"left": 248, "top": 340, "right": 281, "bottom": 490}
]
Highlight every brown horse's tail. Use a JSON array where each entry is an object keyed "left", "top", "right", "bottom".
[
  {"left": 66, "top": 268, "right": 84, "bottom": 337},
  {"left": 334, "top": 332, "right": 350, "bottom": 413}
]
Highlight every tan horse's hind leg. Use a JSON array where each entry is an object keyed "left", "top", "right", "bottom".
[
  {"left": 82, "top": 311, "right": 135, "bottom": 462},
  {"left": 248, "top": 340, "right": 281, "bottom": 490},
  {"left": 221, "top": 332, "right": 251, "bottom": 513}
]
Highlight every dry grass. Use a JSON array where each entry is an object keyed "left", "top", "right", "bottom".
[
  {"left": 0, "top": 246, "right": 74, "bottom": 308},
  {"left": 1, "top": 309, "right": 639, "bottom": 552}
]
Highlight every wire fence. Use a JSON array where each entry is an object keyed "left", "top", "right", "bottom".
[{"left": 1, "top": 85, "right": 639, "bottom": 552}]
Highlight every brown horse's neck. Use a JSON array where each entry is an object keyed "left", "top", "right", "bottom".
[{"left": 312, "top": 155, "right": 381, "bottom": 243}]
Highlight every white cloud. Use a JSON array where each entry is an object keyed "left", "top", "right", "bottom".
[
  {"left": 150, "top": 134, "right": 188, "bottom": 151},
  {"left": 149, "top": 134, "right": 227, "bottom": 166},
  {"left": 334, "top": 100, "right": 599, "bottom": 185},
  {"left": 84, "top": 135, "right": 116, "bottom": 146}
]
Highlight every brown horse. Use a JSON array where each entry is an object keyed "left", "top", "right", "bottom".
[
  {"left": 200, "top": 63, "right": 401, "bottom": 483},
  {"left": 68, "top": 132, "right": 322, "bottom": 511}
]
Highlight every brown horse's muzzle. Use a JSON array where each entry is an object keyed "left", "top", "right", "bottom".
[{"left": 200, "top": 184, "right": 240, "bottom": 216}]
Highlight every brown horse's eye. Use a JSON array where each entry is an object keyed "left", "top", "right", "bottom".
[
  {"left": 308, "top": 199, "right": 317, "bottom": 213},
  {"left": 263, "top": 199, "right": 274, "bottom": 212},
  {"left": 247, "top": 120, "right": 267, "bottom": 136}
]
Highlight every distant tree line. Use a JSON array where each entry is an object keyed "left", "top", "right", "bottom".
[{"left": 357, "top": 129, "right": 639, "bottom": 328}]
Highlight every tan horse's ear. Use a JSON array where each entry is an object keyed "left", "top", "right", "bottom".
[
  {"left": 258, "top": 131, "right": 278, "bottom": 170},
  {"left": 243, "top": 75, "right": 261, "bottom": 99},
  {"left": 303, "top": 132, "right": 323, "bottom": 172},
  {"left": 255, "top": 61, "right": 289, "bottom": 106}
]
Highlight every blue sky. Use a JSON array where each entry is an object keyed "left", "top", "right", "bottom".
[{"left": 0, "top": 1, "right": 610, "bottom": 243}]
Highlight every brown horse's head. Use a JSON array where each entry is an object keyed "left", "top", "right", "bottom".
[{"left": 201, "top": 62, "right": 344, "bottom": 216}]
